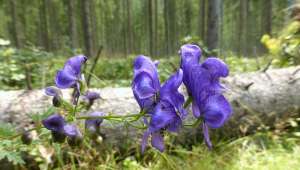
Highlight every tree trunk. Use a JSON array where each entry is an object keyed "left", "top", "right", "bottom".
[
  {"left": 154, "top": 0, "right": 158, "bottom": 56},
  {"left": 81, "top": 0, "right": 93, "bottom": 58},
  {"left": 184, "top": 0, "right": 192, "bottom": 35},
  {"left": 126, "top": 0, "right": 133, "bottom": 54},
  {"left": 198, "top": 0, "right": 206, "bottom": 43},
  {"left": 207, "top": 0, "right": 220, "bottom": 51},
  {"left": 261, "top": 0, "right": 272, "bottom": 35},
  {"left": 39, "top": 0, "right": 50, "bottom": 51},
  {"left": 148, "top": 0, "right": 154, "bottom": 56},
  {"left": 9, "top": 0, "right": 21, "bottom": 48},
  {"left": 48, "top": 0, "right": 61, "bottom": 51},
  {"left": 67, "top": 0, "right": 78, "bottom": 50},
  {"left": 164, "top": 0, "right": 170, "bottom": 56}
]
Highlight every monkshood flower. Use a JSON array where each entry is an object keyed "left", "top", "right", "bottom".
[
  {"left": 42, "top": 114, "right": 67, "bottom": 143},
  {"left": 85, "top": 112, "right": 104, "bottom": 138},
  {"left": 132, "top": 55, "right": 160, "bottom": 111},
  {"left": 179, "top": 44, "right": 232, "bottom": 149},
  {"left": 64, "top": 124, "right": 83, "bottom": 146},
  {"left": 42, "top": 114, "right": 83, "bottom": 145},
  {"left": 82, "top": 91, "right": 100, "bottom": 108},
  {"left": 55, "top": 55, "right": 87, "bottom": 101},
  {"left": 45, "top": 86, "right": 63, "bottom": 107},
  {"left": 132, "top": 55, "right": 186, "bottom": 152}
]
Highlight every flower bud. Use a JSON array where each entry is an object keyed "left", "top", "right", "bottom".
[{"left": 51, "top": 131, "right": 66, "bottom": 143}]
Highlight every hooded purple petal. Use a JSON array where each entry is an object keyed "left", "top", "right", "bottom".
[
  {"left": 133, "top": 55, "right": 160, "bottom": 89},
  {"left": 179, "top": 44, "right": 201, "bottom": 66},
  {"left": 180, "top": 44, "right": 202, "bottom": 93},
  {"left": 85, "top": 112, "right": 104, "bottom": 134},
  {"left": 132, "top": 55, "right": 160, "bottom": 110},
  {"left": 160, "top": 69, "right": 186, "bottom": 117},
  {"left": 190, "top": 65, "right": 216, "bottom": 104},
  {"left": 151, "top": 132, "right": 164, "bottom": 152},
  {"left": 55, "top": 65, "right": 78, "bottom": 89},
  {"left": 65, "top": 55, "right": 87, "bottom": 76},
  {"left": 45, "top": 86, "right": 62, "bottom": 97},
  {"left": 42, "top": 114, "right": 66, "bottom": 132},
  {"left": 63, "top": 124, "right": 82, "bottom": 138},
  {"left": 202, "top": 94, "right": 232, "bottom": 128},
  {"left": 202, "top": 57, "right": 229, "bottom": 79}
]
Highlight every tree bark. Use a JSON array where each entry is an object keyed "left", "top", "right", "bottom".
[
  {"left": 9, "top": 0, "right": 21, "bottom": 48},
  {"left": 67, "top": 0, "right": 78, "bottom": 50},
  {"left": 148, "top": 0, "right": 154, "bottom": 56},
  {"left": 261, "top": 0, "right": 272, "bottom": 35},
  {"left": 198, "top": 0, "right": 206, "bottom": 43},
  {"left": 81, "top": 0, "right": 93, "bottom": 58},
  {"left": 39, "top": 0, "right": 50, "bottom": 51},
  {"left": 1, "top": 66, "right": 300, "bottom": 138},
  {"left": 207, "top": 0, "right": 220, "bottom": 51}
]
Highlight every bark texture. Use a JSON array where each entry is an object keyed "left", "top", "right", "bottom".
[{"left": 0, "top": 66, "right": 300, "bottom": 141}]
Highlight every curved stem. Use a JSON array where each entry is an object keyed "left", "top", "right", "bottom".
[{"left": 184, "top": 96, "right": 193, "bottom": 108}]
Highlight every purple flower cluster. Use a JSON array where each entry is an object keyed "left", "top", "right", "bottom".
[
  {"left": 132, "top": 44, "right": 232, "bottom": 152},
  {"left": 43, "top": 55, "right": 101, "bottom": 145},
  {"left": 132, "top": 55, "right": 186, "bottom": 152}
]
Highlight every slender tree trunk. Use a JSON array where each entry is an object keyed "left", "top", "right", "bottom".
[
  {"left": 67, "top": 0, "right": 78, "bottom": 50},
  {"left": 81, "top": 0, "right": 93, "bottom": 58},
  {"left": 198, "top": 0, "right": 206, "bottom": 43},
  {"left": 126, "top": 0, "right": 133, "bottom": 54},
  {"left": 48, "top": 0, "right": 61, "bottom": 51},
  {"left": 39, "top": 0, "right": 50, "bottom": 51},
  {"left": 238, "top": 0, "right": 249, "bottom": 56},
  {"left": 90, "top": 0, "right": 98, "bottom": 53},
  {"left": 261, "top": 0, "right": 272, "bottom": 35},
  {"left": 164, "top": 0, "right": 170, "bottom": 56},
  {"left": 148, "top": 0, "right": 154, "bottom": 56},
  {"left": 9, "top": 0, "right": 21, "bottom": 48},
  {"left": 184, "top": 0, "right": 192, "bottom": 35},
  {"left": 154, "top": 0, "right": 158, "bottom": 56},
  {"left": 207, "top": 0, "right": 220, "bottom": 51}
]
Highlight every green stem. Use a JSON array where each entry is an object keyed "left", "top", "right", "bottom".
[
  {"left": 184, "top": 118, "right": 202, "bottom": 127},
  {"left": 76, "top": 111, "right": 144, "bottom": 120},
  {"left": 0, "top": 126, "right": 42, "bottom": 140},
  {"left": 184, "top": 96, "right": 193, "bottom": 108}
]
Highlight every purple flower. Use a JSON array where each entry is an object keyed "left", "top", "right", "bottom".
[
  {"left": 85, "top": 112, "right": 104, "bottom": 137},
  {"left": 42, "top": 114, "right": 66, "bottom": 133},
  {"left": 83, "top": 91, "right": 100, "bottom": 107},
  {"left": 45, "top": 86, "right": 63, "bottom": 107},
  {"left": 180, "top": 44, "right": 232, "bottom": 149},
  {"left": 42, "top": 114, "right": 67, "bottom": 143},
  {"left": 64, "top": 124, "right": 83, "bottom": 146},
  {"left": 179, "top": 44, "right": 202, "bottom": 94},
  {"left": 42, "top": 114, "right": 83, "bottom": 145},
  {"left": 63, "top": 124, "right": 83, "bottom": 138},
  {"left": 132, "top": 55, "right": 161, "bottom": 111},
  {"left": 132, "top": 55, "right": 186, "bottom": 152},
  {"left": 55, "top": 55, "right": 87, "bottom": 89}
]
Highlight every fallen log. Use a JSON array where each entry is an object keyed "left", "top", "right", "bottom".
[{"left": 0, "top": 66, "right": 300, "bottom": 141}]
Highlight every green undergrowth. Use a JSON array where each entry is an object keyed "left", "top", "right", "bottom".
[
  {"left": 0, "top": 46, "right": 291, "bottom": 90},
  {"left": 1, "top": 119, "right": 299, "bottom": 170}
]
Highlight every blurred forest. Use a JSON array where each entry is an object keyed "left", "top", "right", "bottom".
[{"left": 0, "top": 0, "right": 296, "bottom": 58}]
